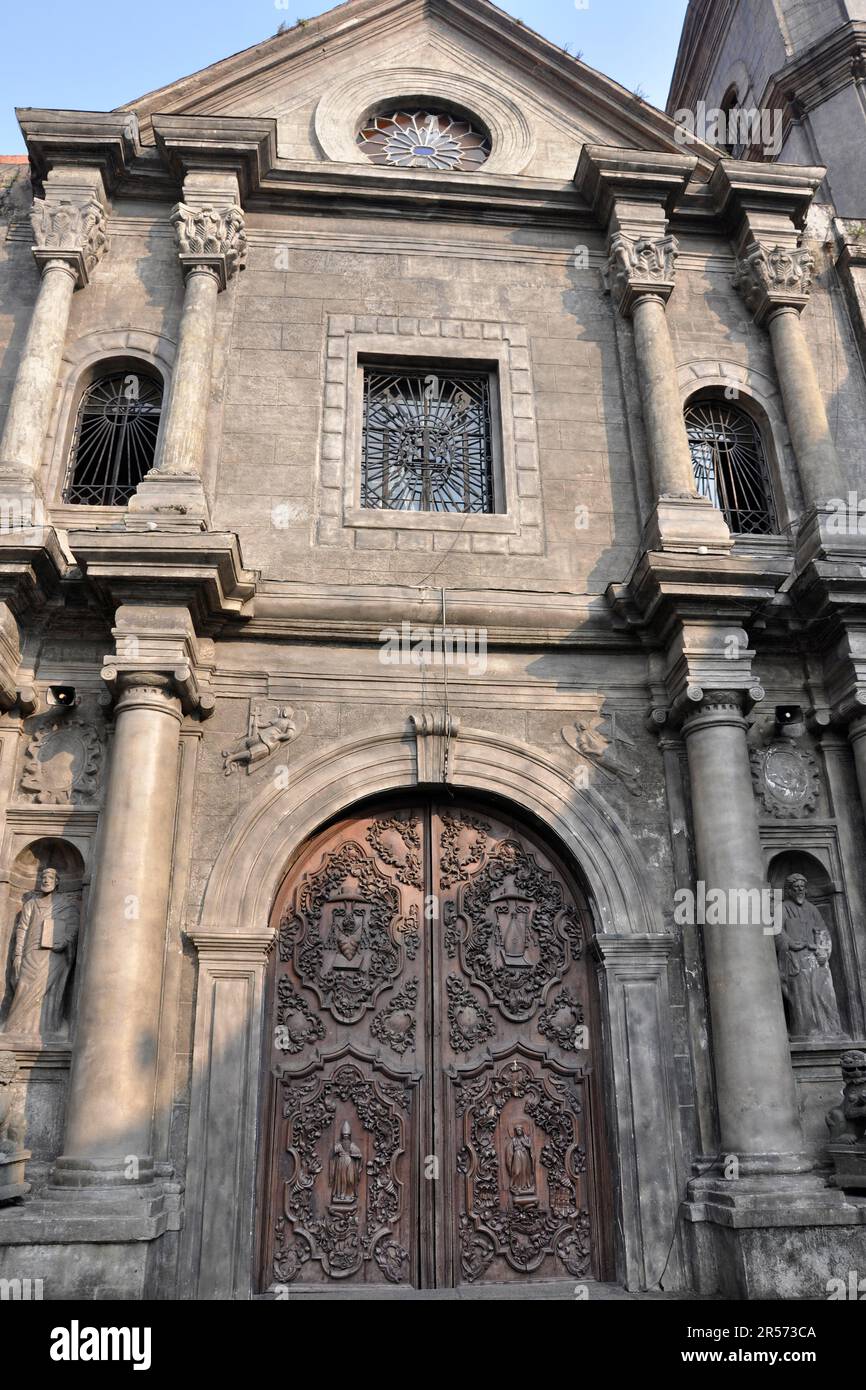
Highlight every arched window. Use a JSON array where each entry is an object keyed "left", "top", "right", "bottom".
[
  {"left": 719, "top": 86, "right": 747, "bottom": 158},
  {"left": 64, "top": 367, "right": 163, "bottom": 506},
  {"left": 684, "top": 397, "right": 776, "bottom": 535}
]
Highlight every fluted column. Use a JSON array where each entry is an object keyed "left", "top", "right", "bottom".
[
  {"left": 0, "top": 175, "right": 108, "bottom": 505},
  {"left": 53, "top": 606, "right": 212, "bottom": 1189},
  {"left": 733, "top": 240, "right": 846, "bottom": 509},
  {"left": 681, "top": 690, "right": 805, "bottom": 1167},
  {"left": 128, "top": 198, "right": 246, "bottom": 526}
]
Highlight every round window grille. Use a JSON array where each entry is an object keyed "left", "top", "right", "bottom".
[{"left": 356, "top": 109, "right": 491, "bottom": 171}]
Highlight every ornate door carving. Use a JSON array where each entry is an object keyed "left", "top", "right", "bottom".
[{"left": 260, "top": 801, "right": 611, "bottom": 1290}]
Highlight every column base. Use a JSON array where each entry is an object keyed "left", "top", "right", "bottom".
[
  {"left": 685, "top": 1171, "right": 866, "bottom": 1297},
  {"left": 126, "top": 470, "right": 210, "bottom": 531},
  {"left": 794, "top": 502, "right": 866, "bottom": 567},
  {"left": 642, "top": 495, "right": 733, "bottom": 554},
  {"left": 49, "top": 1154, "right": 156, "bottom": 1189},
  {"left": 0, "top": 469, "right": 44, "bottom": 533}
]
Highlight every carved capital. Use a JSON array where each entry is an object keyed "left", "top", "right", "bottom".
[
  {"left": 30, "top": 195, "right": 108, "bottom": 288},
  {"left": 664, "top": 622, "right": 765, "bottom": 724},
  {"left": 732, "top": 240, "right": 815, "bottom": 326},
  {"left": 100, "top": 605, "right": 215, "bottom": 717},
  {"left": 170, "top": 202, "right": 247, "bottom": 290},
  {"left": 604, "top": 232, "right": 678, "bottom": 316}
]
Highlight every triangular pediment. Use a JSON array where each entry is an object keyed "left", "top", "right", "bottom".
[{"left": 117, "top": 0, "right": 716, "bottom": 180}]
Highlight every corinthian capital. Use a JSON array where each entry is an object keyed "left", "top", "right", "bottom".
[
  {"left": 170, "top": 202, "right": 247, "bottom": 290},
  {"left": 30, "top": 195, "right": 108, "bottom": 287},
  {"left": 604, "top": 232, "right": 679, "bottom": 316},
  {"left": 732, "top": 240, "right": 815, "bottom": 326}
]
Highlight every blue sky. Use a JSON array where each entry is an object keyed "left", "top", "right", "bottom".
[{"left": 0, "top": 0, "right": 689, "bottom": 154}]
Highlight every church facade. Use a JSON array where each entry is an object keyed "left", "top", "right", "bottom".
[{"left": 0, "top": 0, "right": 865, "bottom": 1300}]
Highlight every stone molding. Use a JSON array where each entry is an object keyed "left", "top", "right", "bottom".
[
  {"left": 604, "top": 232, "right": 679, "bottom": 316},
  {"left": 319, "top": 314, "right": 543, "bottom": 555},
  {"left": 732, "top": 240, "right": 815, "bottom": 326},
  {"left": 312, "top": 64, "right": 536, "bottom": 175},
  {"left": 170, "top": 202, "right": 247, "bottom": 291}
]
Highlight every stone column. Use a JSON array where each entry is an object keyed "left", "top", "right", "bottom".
[
  {"left": 606, "top": 231, "right": 733, "bottom": 553},
  {"left": 0, "top": 169, "right": 108, "bottom": 507},
  {"left": 52, "top": 606, "right": 212, "bottom": 1190},
  {"left": 847, "top": 716, "right": 866, "bottom": 820},
  {"left": 128, "top": 188, "right": 246, "bottom": 528},
  {"left": 681, "top": 690, "right": 805, "bottom": 1167},
  {"left": 733, "top": 240, "right": 846, "bottom": 509}
]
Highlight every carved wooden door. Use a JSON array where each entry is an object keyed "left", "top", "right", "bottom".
[{"left": 260, "top": 799, "right": 610, "bottom": 1291}]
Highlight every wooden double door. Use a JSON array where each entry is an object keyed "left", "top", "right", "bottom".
[{"left": 259, "top": 797, "right": 611, "bottom": 1290}]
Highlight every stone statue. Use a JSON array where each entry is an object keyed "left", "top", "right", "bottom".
[
  {"left": 505, "top": 1121, "right": 537, "bottom": 1205},
  {"left": 826, "top": 1050, "right": 866, "bottom": 1146},
  {"left": 0, "top": 1050, "right": 29, "bottom": 1203},
  {"left": 330, "top": 1120, "right": 362, "bottom": 1206},
  {"left": 775, "top": 874, "right": 842, "bottom": 1038},
  {"left": 4, "top": 867, "right": 80, "bottom": 1037},
  {"left": 0, "top": 1051, "right": 22, "bottom": 1152},
  {"left": 222, "top": 705, "right": 306, "bottom": 775}
]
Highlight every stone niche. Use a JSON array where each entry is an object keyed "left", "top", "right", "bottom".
[
  {"left": 0, "top": 838, "right": 85, "bottom": 1187},
  {"left": 768, "top": 847, "right": 866, "bottom": 1154}
]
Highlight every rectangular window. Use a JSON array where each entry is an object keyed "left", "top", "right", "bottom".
[{"left": 361, "top": 363, "right": 495, "bottom": 513}]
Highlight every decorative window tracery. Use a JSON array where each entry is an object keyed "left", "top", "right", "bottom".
[
  {"left": 361, "top": 364, "right": 495, "bottom": 513},
  {"left": 684, "top": 397, "right": 776, "bottom": 535},
  {"left": 64, "top": 369, "right": 162, "bottom": 506},
  {"left": 356, "top": 110, "right": 491, "bottom": 171}
]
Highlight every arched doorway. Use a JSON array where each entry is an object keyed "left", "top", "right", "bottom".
[{"left": 257, "top": 793, "right": 613, "bottom": 1291}]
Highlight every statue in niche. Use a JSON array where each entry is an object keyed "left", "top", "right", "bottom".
[
  {"left": 329, "top": 1120, "right": 363, "bottom": 1207},
  {"left": 775, "top": 873, "right": 843, "bottom": 1039},
  {"left": 505, "top": 1121, "right": 537, "bottom": 1206},
  {"left": 4, "top": 867, "right": 80, "bottom": 1037}
]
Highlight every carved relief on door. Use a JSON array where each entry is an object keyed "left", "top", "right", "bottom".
[{"left": 259, "top": 800, "right": 611, "bottom": 1291}]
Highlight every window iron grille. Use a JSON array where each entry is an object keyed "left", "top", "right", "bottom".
[
  {"left": 685, "top": 399, "right": 776, "bottom": 535},
  {"left": 64, "top": 371, "right": 162, "bottom": 506},
  {"left": 361, "top": 365, "right": 495, "bottom": 513},
  {"left": 357, "top": 110, "right": 491, "bottom": 172}
]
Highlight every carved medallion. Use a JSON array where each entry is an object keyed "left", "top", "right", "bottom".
[
  {"left": 750, "top": 741, "right": 819, "bottom": 818},
  {"left": 273, "top": 1052, "right": 418, "bottom": 1284},
  {"left": 371, "top": 979, "right": 418, "bottom": 1055},
  {"left": 439, "top": 811, "right": 491, "bottom": 888},
  {"left": 453, "top": 838, "right": 578, "bottom": 1020},
  {"left": 20, "top": 719, "right": 102, "bottom": 804},
  {"left": 278, "top": 842, "right": 405, "bottom": 1023},
  {"left": 446, "top": 976, "right": 496, "bottom": 1053},
  {"left": 452, "top": 1049, "right": 590, "bottom": 1282},
  {"left": 537, "top": 990, "right": 585, "bottom": 1052},
  {"left": 274, "top": 977, "right": 326, "bottom": 1055},
  {"left": 366, "top": 814, "right": 422, "bottom": 887}
]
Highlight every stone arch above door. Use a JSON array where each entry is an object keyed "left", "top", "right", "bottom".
[{"left": 197, "top": 723, "right": 663, "bottom": 949}]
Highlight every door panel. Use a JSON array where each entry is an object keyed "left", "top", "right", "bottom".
[{"left": 260, "top": 799, "right": 607, "bottom": 1291}]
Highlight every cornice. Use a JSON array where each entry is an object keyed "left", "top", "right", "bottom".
[
  {"left": 763, "top": 20, "right": 866, "bottom": 123},
  {"left": 15, "top": 109, "right": 143, "bottom": 194},
  {"left": 66, "top": 530, "right": 255, "bottom": 631},
  {"left": 666, "top": 0, "right": 738, "bottom": 114}
]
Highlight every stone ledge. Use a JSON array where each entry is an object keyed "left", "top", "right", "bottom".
[{"left": 0, "top": 1188, "right": 182, "bottom": 1244}]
